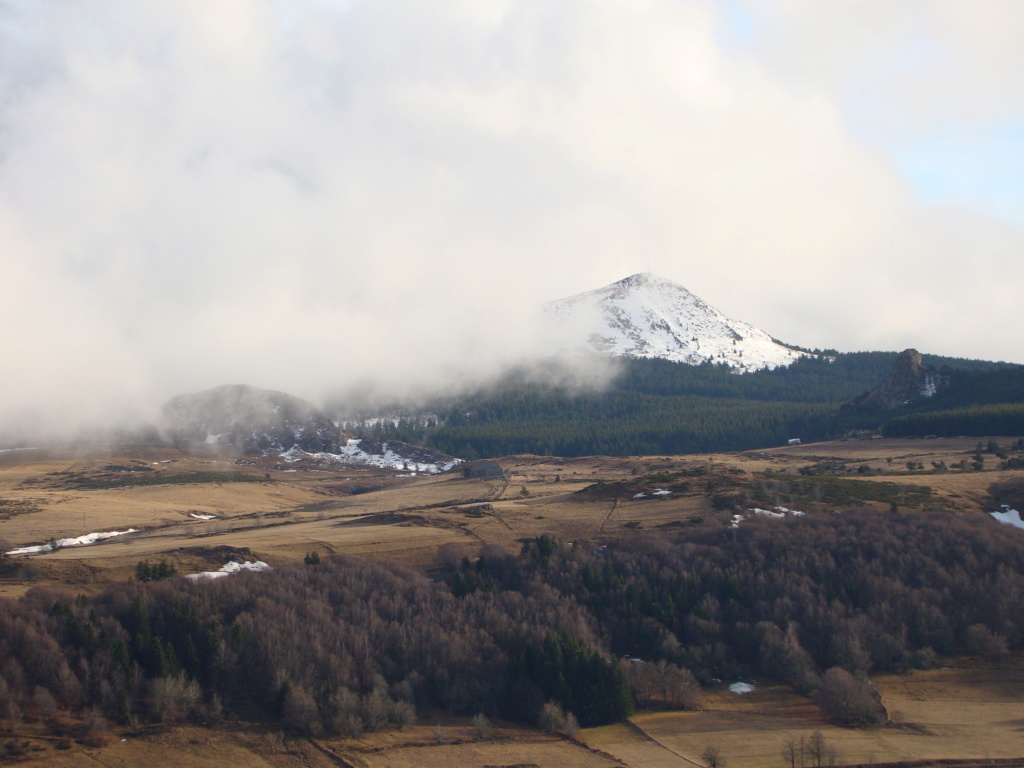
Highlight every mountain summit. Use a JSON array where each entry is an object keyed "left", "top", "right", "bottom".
[{"left": 546, "top": 273, "right": 808, "bottom": 372}]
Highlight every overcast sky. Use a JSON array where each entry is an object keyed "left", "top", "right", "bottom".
[{"left": 1, "top": 0, "right": 1022, "bottom": 431}]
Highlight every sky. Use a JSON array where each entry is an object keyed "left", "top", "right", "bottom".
[{"left": 1, "top": 0, "right": 1022, "bottom": 433}]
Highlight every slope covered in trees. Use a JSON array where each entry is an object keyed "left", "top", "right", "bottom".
[
  {"left": 1, "top": 510, "right": 1022, "bottom": 735},
  {"left": 343, "top": 352, "right": 1020, "bottom": 458}
]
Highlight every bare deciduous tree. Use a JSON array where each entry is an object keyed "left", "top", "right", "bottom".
[
  {"left": 806, "top": 731, "right": 828, "bottom": 768},
  {"left": 816, "top": 667, "right": 885, "bottom": 725},
  {"left": 148, "top": 674, "right": 200, "bottom": 723},
  {"left": 472, "top": 712, "right": 491, "bottom": 740},
  {"left": 701, "top": 743, "right": 725, "bottom": 768}
]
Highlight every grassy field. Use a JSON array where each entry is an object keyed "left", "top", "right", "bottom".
[
  {"left": 582, "top": 660, "right": 1024, "bottom": 767},
  {"left": 2, "top": 438, "right": 1024, "bottom": 766},
  {"left": 1, "top": 437, "right": 1019, "bottom": 597}
]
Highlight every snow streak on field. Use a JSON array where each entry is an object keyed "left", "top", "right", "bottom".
[{"left": 5, "top": 529, "right": 137, "bottom": 555}]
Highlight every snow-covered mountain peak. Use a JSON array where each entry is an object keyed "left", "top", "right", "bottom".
[{"left": 546, "top": 274, "right": 808, "bottom": 372}]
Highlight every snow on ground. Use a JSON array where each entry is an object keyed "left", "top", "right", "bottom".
[
  {"left": 189, "top": 512, "right": 216, "bottom": 520},
  {"left": 733, "top": 506, "right": 807, "bottom": 527},
  {"left": 774, "top": 506, "right": 805, "bottom": 516},
  {"left": 632, "top": 489, "right": 671, "bottom": 500},
  {"left": 281, "top": 440, "right": 459, "bottom": 474},
  {"left": 729, "top": 682, "right": 756, "bottom": 694},
  {"left": 0, "top": 447, "right": 38, "bottom": 453},
  {"left": 5, "top": 529, "right": 137, "bottom": 556},
  {"left": 186, "top": 560, "right": 271, "bottom": 581},
  {"left": 991, "top": 506, "right": 1024, "bottom": 530}
]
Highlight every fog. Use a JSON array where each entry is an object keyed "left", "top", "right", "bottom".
[{"left": 2, "top": 1, "right": 1022, "bottom": 437}]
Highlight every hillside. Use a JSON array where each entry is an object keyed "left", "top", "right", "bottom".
[
  {"left": 340, "top": 352, "right": 1020, "bottom": 458},
  {"left": 162, "top": 384, "right": 343, "bottom": 454}
]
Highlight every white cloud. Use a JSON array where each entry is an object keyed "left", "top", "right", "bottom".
[{"left": 0, "top": 0, "right": 1021, "bottom": 435}]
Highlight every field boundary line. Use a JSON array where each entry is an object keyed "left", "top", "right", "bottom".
[
  {"left": 624, "top": 718, "right": 703, "bottom": 767},
  {"left": 307, "top": 737, "right": 363, "bottom": 767},
  {"left": 599, "top": 494, "right": 620, "bottom": 532}
]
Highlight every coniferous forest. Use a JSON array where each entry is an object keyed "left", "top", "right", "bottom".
[
  {"left": 2, "top": 510, "right": 1023, "bottom": 734},
  {"left": 342, "top": 352, "right": 1023, "bottom": 458}
]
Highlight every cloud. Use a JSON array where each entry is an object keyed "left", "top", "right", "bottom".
[{"left": 0, "top": 0, "right": 1021, "bottom": 435}]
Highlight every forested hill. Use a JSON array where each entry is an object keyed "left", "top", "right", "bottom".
[{"left": 340, "top": 352, "right": 1021, "bottom": 458}]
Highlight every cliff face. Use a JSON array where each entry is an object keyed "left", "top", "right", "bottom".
[{"left": 844, "top": 349, "right": 948, "bottom": 411}]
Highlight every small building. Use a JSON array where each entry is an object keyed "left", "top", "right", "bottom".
[{"left": 462, "top": 460, "right": 504, "bottom": 479}]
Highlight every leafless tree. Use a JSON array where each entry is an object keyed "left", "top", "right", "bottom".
[
  {"left": 561, "top": 711, "right": 579, "bottom": 737},
  {"left": 966, "top": 624, "right": 1010, "bottom": 659},
  {"left": 806, "top": 731, "right": 828, "bottom": 768},
  {"left": 282, "top": 684, "right": 320, "bottom": 735},
  {"left": 148, "top": 674, "right": 200, "bottom": 723},
  {"left": 816, "top": 667, "right": 885, "bottom": 725},
  {"left": 701, "top": 743, "right": 725, "bottom": 768},
  {"left": 472, "top": 712, "right": 491, "bottom": 740},
  {"left": 3, "top": 699, "right": 22, "bottom": 734},
  {"left": 31, "top": 687, "right": 58, "bottom": 721},
  {"left": 625, "top": 659, "right": 704, "bottom": 710},
  {"left": 539, "top": 700, "right": 565, "bottom": 734},
  {"left": 781, "top": 736, "right": 800, "bottom": 768}
]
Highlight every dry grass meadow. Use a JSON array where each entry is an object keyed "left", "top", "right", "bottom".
[{"left": 2, "top": 436, "right": 1024, "bottom": 766}]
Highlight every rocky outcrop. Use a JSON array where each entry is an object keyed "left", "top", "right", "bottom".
[{"left": 844, "top": 349, "right": 948, "bottom": 411}]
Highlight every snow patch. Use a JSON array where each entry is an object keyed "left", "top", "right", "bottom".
[
  {"left": 991, "top": 506, "right": 1024, "bottom": 530},
  {"left": 189, "top": 512, "right": 216, "bottom": 520},
  {"left": 5, "top": 529, "right": 137, "bottom": 556},
  {"left": 729, "top": 682, "right": 756, "bottom": 694},
  {"left": 186, "top": 560, "right": 271, "bottom": 581},
  {"left": 281, "top": 440, "right": 459, "bottom": 475},
  {"left": 652, "top": 489, "right": 672, "bottom": 497},
  {"left": 749, "top": 506, "right": 806, "bottom": 519}
]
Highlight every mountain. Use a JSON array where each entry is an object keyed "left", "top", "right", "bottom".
[
  {"left": 162, "top": 384, "right": 342, "bottom": 454},
  {"left": 546, "top": 273, "right": 810, "bottom": 372},
  {"left": 843, "top": 349, "right": 948, "bottom": 411}
]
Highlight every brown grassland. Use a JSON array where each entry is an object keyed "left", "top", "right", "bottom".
[{"left": 2, "top": 436, "right": 1024, "bottom": 766}]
